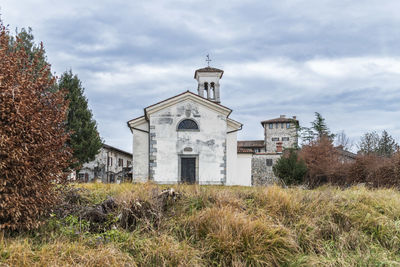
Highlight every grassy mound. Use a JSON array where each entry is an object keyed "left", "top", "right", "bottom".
[{"left": 1, "top": 183, "right": 400, "bottom": 266}]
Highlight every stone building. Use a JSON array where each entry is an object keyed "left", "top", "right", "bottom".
[
  {"left": 128, "top": 66, "right": 251, "bottom": 185},
  {"left": 78, "top": 144, "right": 132, "bottom": 183},
  {"left": 127, "top": 63, "right": 304, "bottom": 186},
  {"left": 238, "top": 115, "right": 299, "bottom": 185}
]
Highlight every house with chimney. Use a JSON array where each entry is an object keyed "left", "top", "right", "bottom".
[{"left": 238, "top": 115, "right": 299, "bottom": 185}]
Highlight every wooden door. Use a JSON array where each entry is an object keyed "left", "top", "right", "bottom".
[{"left": 181, "top": 158, "right": 196, "bottom": 184}]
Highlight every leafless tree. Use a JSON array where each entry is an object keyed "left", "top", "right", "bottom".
[{"left": 335, "top": 130, "right": 353, "bottom": 151}]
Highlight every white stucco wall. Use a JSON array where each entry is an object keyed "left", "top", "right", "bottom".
[
  {"left": 149, "top": 99, "right": 227, "bottom": 184},
  {"left": 226, "top": 131, "right": 237, "bottom": 185},
  {"left": 132, "top": 121, "right": 149, "bottom": 182},
  {"left": 232, "top": 153, "right": 252, "bottom": 186}
]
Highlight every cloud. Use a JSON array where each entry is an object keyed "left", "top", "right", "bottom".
[{"left": 1, "top": 0, "right": 400, "bottom": 151}]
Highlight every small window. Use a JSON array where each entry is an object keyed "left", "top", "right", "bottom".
[
  {"left": 127, "top": 160, "right": 132, "bottom": 166},
  {"left": 178, "top": 119, "right": 199, "bottom": 130},
  {"left": 286, "top": 123, "right": 291, "bottom": 128},
  {"left": 254, "top": 148, "right": 260, "bottom": 153},
  {"left": 281, "top": 123, "right": 284, "bottom": 129},
  {"left": 282, "top": 137, "right": 289, "bottom": 141},
  {"left": 266, "top": 159, "right": 273, "bottom": 166},
  {"left": 272, "top": 137, "right": 279, "bottom": 141},
  {"left": 275, "top": 123, "right": 279, "bottom": 129},
  {"left": 118, "top": 158, "right": 123, "bottom": 167},
  {"left": 269, "top": 123, "right": 273, "bottom": 129}
]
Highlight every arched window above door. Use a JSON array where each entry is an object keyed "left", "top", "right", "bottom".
[{"left": 177, "top": 119, "right": 199, "bottom": 131}]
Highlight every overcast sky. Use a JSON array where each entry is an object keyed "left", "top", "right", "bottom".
[{"left": 1, "top": 0, "right": 400, "bottom": 152}]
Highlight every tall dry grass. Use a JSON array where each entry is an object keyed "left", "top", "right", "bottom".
[{"left": 1, "top": 183, "right": 400, "bottom": 266}]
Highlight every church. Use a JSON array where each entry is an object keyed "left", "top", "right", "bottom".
[{"left": 127, "top": 64, "right": 298, "bottom": 186}]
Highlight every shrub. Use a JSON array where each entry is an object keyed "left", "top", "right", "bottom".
[
  {"left": 0, "top": 23, "right": 71, "bottom": 231},
  {"left": 273, "top": 148, "right": 307, "bottom": 185},
  {"left": 299, "top": 136, "right": 342, "bottom": 187},
  {"left": 368, "top": 152, "right": 400, "bottom": 188}
]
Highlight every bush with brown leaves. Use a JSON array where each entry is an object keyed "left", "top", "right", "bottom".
[
  {"left": 299, "top": 137, "right": 343, "bottom": 187},
  {"left": 0, "top": 23, "right": 71, "bottom": 231},
  {"left": 300, "top": 136, "right": 400, "bottom": 188}
]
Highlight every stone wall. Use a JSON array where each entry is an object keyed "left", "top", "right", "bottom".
[
  {"left": 251, "top": 154, "right": 281, "bottom": 186},
  {"left": 264, "top": 122, "right": 298, "bottom": 153}
]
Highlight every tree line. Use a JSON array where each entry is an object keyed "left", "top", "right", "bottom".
[{"left": 274, "top": 112, "right": 400, "bottom": 187}]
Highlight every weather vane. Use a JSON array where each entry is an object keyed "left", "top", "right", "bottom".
[{"left": 206, "top": 54, "right": 211, "bottom": 67}]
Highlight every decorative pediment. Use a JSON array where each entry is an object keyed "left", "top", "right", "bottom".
[{"left": 144, "top": 91, "right": 232, "bottom": 119}]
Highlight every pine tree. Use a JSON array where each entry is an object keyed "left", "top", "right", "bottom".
[
  {"left": 9, "top": 27, "right": 47, "bottom": 66},
  {"left": 377, "top": 130, "right": 398, "bottom": 157},
  {"left": 311, "top": 112, "right": 335, "bottom": 140},
  {"left": 59, "top": 70, "right": 103, "bottom": 170},
  {"left": 301, "top": 112, "right": 334, "bottom": 143}
]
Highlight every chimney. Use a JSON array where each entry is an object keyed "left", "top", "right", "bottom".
[
  {"left": 280, "top": 115, "right": 286, "bottom": 118},
  {"left": 276, "top": 142, "right": 283, "bottom": 153},
  {"left": 292, "top": 116, "right": 296, "bottom": 120}
]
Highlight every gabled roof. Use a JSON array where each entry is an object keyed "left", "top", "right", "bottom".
[
  {"left": 194, "top": 67, "right": 224, "bottom": 78},
  {"left": 144, "top": 90, "right": 232, "bottom": 119},
  {"left": 102, "top": 144, "right": 132, "bottom": 157},
  {"left": 127, "top": 91, "right": 242, "bottom": 133}
]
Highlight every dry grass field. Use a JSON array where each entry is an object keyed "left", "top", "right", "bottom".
[{"left": 1, "top": 183, "right": 400, "bottom": 266}]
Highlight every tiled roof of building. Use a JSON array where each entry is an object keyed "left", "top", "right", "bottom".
[
  {"left": 237, "top": 147, "right": 254, "bottom": 153},
  {"left": 103, "top": 144, "right": 132, "bottom": 157},
  {"left": 237, "top": 140, "right": 265, "bottom": 148},
  {"left": 261, "top": 116, "right": 299, "bottom": 125},
  {"left": 194, "top": 67, "right": 224, "bottom": 78}
]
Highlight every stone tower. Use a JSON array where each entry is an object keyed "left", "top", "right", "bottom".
[
  {"left": 261, "top": 115, "right": 299, "bottom": 153},
  {"left": 194, "top": 67, "right": 224, "bottom": 103}
]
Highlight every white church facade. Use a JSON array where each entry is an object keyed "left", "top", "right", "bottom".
[{"left": 127, "top": 66, "right": 297, "bottom": 186}]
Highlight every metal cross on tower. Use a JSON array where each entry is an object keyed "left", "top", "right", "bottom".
[{"left": 206, "top": 54, "right": 211, "bottom": 67}]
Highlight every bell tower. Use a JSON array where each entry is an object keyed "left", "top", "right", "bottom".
[{"left": 194, "top": 55, "right": 224, "bottom": 103}]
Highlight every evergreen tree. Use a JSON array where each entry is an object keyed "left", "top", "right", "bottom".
[
  {"left": 358, "top": 130, "right": 398, "bottom": 157},
  {"left": 377, "top": 130, "right": 398, "bottom": 157},
  {"left": 311, "top": 112, "right": 335, "bottom": 140},
  {"left": 301, "top": 112, "right": 334, "bottom": 143},
  {"left": 8, "top": 27, "right": 56, "bottom": 90},
  {"left": 273, "top": 149, "right": 308, "bottom": 185},
  {"left": 9, "top": 27, "right": 47, "bottom": 66},
  {"left": 59, "top": 70, "right": 102, "bottom": 170}
]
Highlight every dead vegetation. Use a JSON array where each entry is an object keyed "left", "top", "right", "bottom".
[
  {"left": 1, "top": 183, "right": 400, "bottom": 266},
  {"left": 0, "top": 22, "right": 71, "bottom": 231}
]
